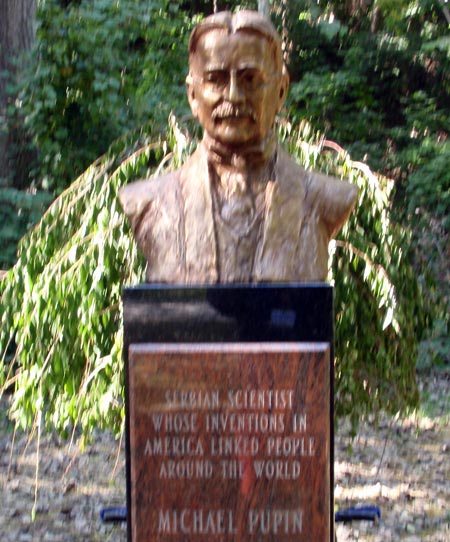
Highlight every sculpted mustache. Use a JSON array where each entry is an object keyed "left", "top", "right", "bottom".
[{"left": 212, "top": 103, "right": 256, "bottom": 121}]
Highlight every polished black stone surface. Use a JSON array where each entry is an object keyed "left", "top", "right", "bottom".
[
  {"left": 122, "top": 283, "right": 335, "bottom": 542},
  {"left": 123, "top": 283, "right": 333, "bottom": 345}
]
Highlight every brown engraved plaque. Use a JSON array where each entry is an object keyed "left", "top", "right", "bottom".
[{"left": 128, "top": 342, "right": 330, "bottom": 542}]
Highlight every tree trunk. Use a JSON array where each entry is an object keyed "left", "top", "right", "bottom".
[
  {"left": 258, "top": 0, "right": 270, "bottom": 18},
  {"left": 0, "top": 0, "right": 37, "bottom": 184}
]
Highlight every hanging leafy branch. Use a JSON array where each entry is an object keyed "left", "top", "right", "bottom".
[
  {"left": 0, "top": 124, "right": 166, "bottom": 435},
  {"left": 0, "top": 119, "right": 425, "bottom": 436},
  {"left": 283, "top": 121, "right": 425, "bottom": 427}
]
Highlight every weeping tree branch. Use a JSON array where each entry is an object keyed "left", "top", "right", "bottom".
[{"left": 439, "top": 0, "right": 450, "bottom": 25}]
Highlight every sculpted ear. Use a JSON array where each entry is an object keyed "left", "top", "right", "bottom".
[
  {"left": 277, "top": 65, "right": 289, "bottom": 112},
  {"left": 186, "top": 74, "right": 199, "bottom": 118}
]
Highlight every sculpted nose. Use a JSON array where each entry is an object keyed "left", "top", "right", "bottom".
[{"left": 227, "top": 72, "right": 244, "bottom": 103}]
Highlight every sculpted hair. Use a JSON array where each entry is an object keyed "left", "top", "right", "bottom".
[{"left": 188, "top": 10, "right": 284, "bottom": 74}]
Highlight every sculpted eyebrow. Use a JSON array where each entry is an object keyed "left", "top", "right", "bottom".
[{"left": 202, "top": 64, "right": 226, "bottom": 72}]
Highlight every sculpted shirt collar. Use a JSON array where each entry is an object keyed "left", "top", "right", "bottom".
[{"left": 202, "top": 131, "right": 277, "bottom": 172}]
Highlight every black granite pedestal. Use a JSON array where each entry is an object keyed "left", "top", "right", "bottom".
[{"left": 123, "top": 283, "right": 334, "bottom": 542}]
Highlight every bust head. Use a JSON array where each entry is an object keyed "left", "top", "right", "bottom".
[{"left": 186, "top": 11, "right": 289, "bottom": 148}]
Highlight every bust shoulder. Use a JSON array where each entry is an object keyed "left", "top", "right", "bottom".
[
  {"left": 118, "top": 145, "right": 207, "bottom": 217},
  {"left": 118, "top": 170, "right": 181, "bottom": 222},
  {"left": 275, "top": 148, "right": 358, "bottom": 238}
]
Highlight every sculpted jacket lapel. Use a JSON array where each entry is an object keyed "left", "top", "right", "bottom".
[
  {"left": 180, "top": 144, "right": 218, "bottom": 283},
  {"left": 254, "top": 150, "right": 307, "bottom": 281},
  {"left": 255, "top": 149, "right": 334, "bottom": 281},
  {"left": 177, "top": 144, "right": 329, "bottom": 283}
]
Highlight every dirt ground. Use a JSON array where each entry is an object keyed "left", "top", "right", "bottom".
[{"left": 1, "top": 370, "right": 449, "bottom": 542}]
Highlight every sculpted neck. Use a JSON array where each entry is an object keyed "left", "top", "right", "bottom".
[{"left": 202, "top": 132, "right": 277, "bottom": 173}]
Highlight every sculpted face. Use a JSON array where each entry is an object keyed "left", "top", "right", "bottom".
[{"left": 188, "top": 29, "right": 288, "bottom": 147}]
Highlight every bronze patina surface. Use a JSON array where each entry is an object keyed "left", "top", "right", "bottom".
[{"left": 119, "top": 10, "right": 358, "bottom": 282}]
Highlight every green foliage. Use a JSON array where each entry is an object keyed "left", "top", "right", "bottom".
[
  {"left": 0, "top": 187, "right": 53, "bottom": 269},
  {"left": 20, "top": 0, "right": 193, "bottom": 192},
  {"left": 405, "top": 140, "right": 450, "bottom": 368},
  {"left": 0, "top": 123, "right": 166, "bottom": 435},
  {"left": 332, "top": 163, "right": 422, "bottom": 424},
  {"left": 0, "top": 119, "right": 424, "bottom": 435},
  {"left": 283, "top": 121, "right": 424, "bottom": 426},
  {"left": 285, "top": 0, "right": 449, "bottom": 179},
  {"left": 283, "top": 0, "right": 449, "bottom": 370},
  {"left": 406, "top": 140, "right": 450, "bottom": 226}
]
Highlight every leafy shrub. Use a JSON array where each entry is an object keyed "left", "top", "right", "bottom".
[
  {"left": 405, "top": 140, "right": 450, "bottom": 368},
  {"left": 0, "top": 119, "right": 425, "bottom": 436},
  {"left": 0, "top": 123, "right": 160, "bottom": 434},
  {"left": 0, "top": 187, "right": 53, "bottom": 269},
  {"left": 20, "top": 0, "right": 193, "bottom": 192},
  {"left": 283, "top": 121, "right": 424, "bottom": 425},
  {"left": 285, "top": 1, "right": 449, "bottom": 181},
  {"left": 283, "top": 1, "right": 449, "bottom": 373}
]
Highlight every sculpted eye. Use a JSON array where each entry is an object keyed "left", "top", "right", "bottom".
[
  {"left": 238, "top": 69, "right": 265, "bottom": 89},
  {"left": 204, "top": 71, "right": 228, "bottom": 88}
]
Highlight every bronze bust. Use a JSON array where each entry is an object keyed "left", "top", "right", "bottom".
[{"left": 119, "top": 10, "right": 358, "bottom": 283}]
